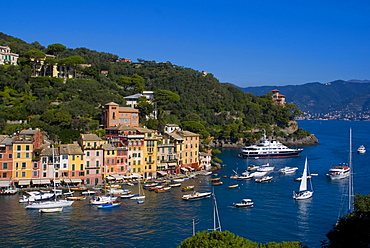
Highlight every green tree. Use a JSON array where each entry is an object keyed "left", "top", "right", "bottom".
[
  {"left": 325, "top": 194, "right": 370, "bottom": 248},
  {"left": 24, "top": 50, "right": 46, "bottom": 76},
  {"left": 179, "top": 230, "right": 302, "bottom": 248},
  {"left": 47, "top": 43, "right": 66, "bottom": 58}
]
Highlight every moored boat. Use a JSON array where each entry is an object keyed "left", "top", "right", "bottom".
[
  {"left": 25, "top": 199, "right": 74, "bottom": 209},
  {"left": 234, "top": 198, "right": 254, "bottom": 207},
  {"left": 182, "top": 185, "right": 194, "bottom": 191},
  {"left": 212, "top": 181, "right": 223, "bottom": 186},
  {"left": 255, "top": 176, "right": 273, "bottom": 183},
  {"left": 90, "top": 195, "right": 118, "bottom": 205},
  {"left": 155, "top": 186, "right": 171, "bottom": 193},
  {"left": 66, "top": 196, "right": 86, "bottom": 201},
  {"left": 238, "top": 130, "right": 303, "bottom": 158},
  {"left": 326, "top": 163, "right": 350, "bottom": 180},
  {"left": 279, "top": 167, "right": 299, "bottom": 174},
  {"left": 228, "top": 184, "right": 239, "bottom": 189},
  {"left": 182, "top": 191, "right": 212, "bottom": 201},
  {"left": 38, "top": 207, "right": 63, "bottom": 213},
  {"left": 293, "top": 157, "right": 314, "bottom": 200},
  {"left": 357, "top": 145, "right": 366, "bottom": 154},
  {"left": 210, "top": 177, "right": 221, "bottom": 182},
  {"left": 97, "top": 202, "right": 121, "bottom": 209}
]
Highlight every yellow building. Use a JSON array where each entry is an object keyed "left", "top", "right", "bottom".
[
  {"left": 13, "top": 141, "right": 34, "bottom": 183},
  {"left": 137, "top": 127, "right": 160, "bottom": 179},
  {"left": 59, "top": 143, "right": 85, "bottom": 185}
]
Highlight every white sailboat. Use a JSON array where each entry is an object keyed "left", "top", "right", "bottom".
[
  {"left": 293, "top": 157, "right": 313, "bottom": 200},
  {"left": 26, "top": 146, "right": 74, "bottom": 209},
  {"left": 131, "top": 179, "right": 145, "bottom": 201}
]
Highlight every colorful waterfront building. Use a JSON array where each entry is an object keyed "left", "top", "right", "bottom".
[
  {"left": 59, "top": 143, "right": 85, "bottom": 185},
  {"left": 137, "top": 127, "right": 160, "bottom": 179},
  {"left": 164, "top": 124, "right": 200, "bottom": 173},
  {"left": 102, "top": 143, "right": 117, "bottom": 180},
  {"left": 0, "top": 135, "right": 15, "bottom": 188},
  {"left": 12, "top": 129, "right": 43, "bottom": 187},
  {"left": 77, "top": 134, "right": 107, "bottom": 185},
  {"left": 156, "top": 134, "right": 177, "bottom": 176}
]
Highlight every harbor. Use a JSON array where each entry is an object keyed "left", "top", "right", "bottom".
[{"left": 0, "top": 120, "right": 369, "bottom": 248}]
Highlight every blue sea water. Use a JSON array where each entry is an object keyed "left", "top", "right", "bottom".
[{"left": 0, "top": 120, "right": 369, "bottom": 248}]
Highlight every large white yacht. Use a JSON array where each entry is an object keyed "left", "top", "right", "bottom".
[
  {"left": 238, "top": 132, "right": 303, "bottom": 159},
  {"left": 326, "top": 163, "right": 351, "bottom": 180}
]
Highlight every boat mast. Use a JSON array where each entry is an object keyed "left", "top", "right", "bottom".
[
  {"left": 348, "top": 128, "right": 354, "bottom": 213},
  {"left": 210, "top": 192, "right": 222, "bottom": 232}
]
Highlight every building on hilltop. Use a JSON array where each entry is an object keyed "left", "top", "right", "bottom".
[
  {"left": 0, "top": 46, "right": 19, "bottom": 65},
  {"left": 102, "top": 102, "right": 140, "bottom": 128},
  {"left": 271, "top": 89, "right": 286, "bottom": 106}
]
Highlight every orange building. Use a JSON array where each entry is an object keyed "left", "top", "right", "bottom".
[{"left": 102, "top": 102, "right": 140, "bottom": 128}]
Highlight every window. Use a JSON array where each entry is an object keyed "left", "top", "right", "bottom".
[
  {"left": 25, "top": 153, "right": 29, "bottom": 158},
  {"left": 96, "top": 161, "right": 99, "bottom": 167},
  {"left": 8, "top": 154, "right": 12, "bottom": 159},
  {"left": 16, "top": 153, "right": 21, "bottom": 158},
  {"left": 26, "top": 145, "right": 30, "bottom": 151},
  {"left": 86, "top": 161, "right": 90, "bottom": 167},
  {"left": 63, "top": 163, "right": 67, "bottom": 169},
  {"left": 62, "top": 155, "right": 68, "bottom": 159},
  {"left": 96, "top": 151, "right": 99, "bottom": 156},
  {"left": 21, "top": 171, "right": 26, "bottom": 177},
  {"left": 80, "top": 164, "right": 83, "bottom": 170},
  {"left": 33, "top": 163, "right": 37, "bottom": 168},
  {"left": 2, "top": 172, "right": 6, "bottom": 178},
  {"left": 17, "top": 145, "right": 21, "bottom": 151},
  {"left": 72, "top": 164, "right": 75, "bottom": 171},
  {"left": 96, "top": 170, "right": 99, "bottom": 174},
  {"left": 33, "top": 171, "right": 37, "bottom": 177},
  {"left": 22, "top": 162, "right": 26, "bottom": 168},
  {"left": 3, "top": 163, "right": 8, "bottom": 169},
  {"left": 87, "top": 151, "right": 90, "bottom": 156},
  {"left": 72, "top": 172, "right": 75, "bottom": 176},
  {"left": 43, "top": 164, "right": 47, "bottom": 170}
]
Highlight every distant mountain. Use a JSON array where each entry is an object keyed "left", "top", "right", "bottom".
[{"left": 238, "top": 80, "right": 370, "bottom": 115}]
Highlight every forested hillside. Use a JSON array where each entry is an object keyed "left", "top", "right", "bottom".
[
  {"left": 239, "top": 80, "right": 370, "bottom": 116},
  {"left": 0, "top": 32, "right": 307, "bottom": 144}
]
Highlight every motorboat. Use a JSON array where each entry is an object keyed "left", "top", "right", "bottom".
[
  {"left": 293, "top": 157, "right": 314, "bottom": 200},
  {"left": 90, "top": 195, "right": 118, "bottom": 205},
  {"left": 257, "top": 163, "right": 274, "bottom": 172},
  {"left": 238, "top": 131, "right": 303, "bottom": 158},
  {"left": 182, "top": 185, "right": 195, "bottom": 191},
  {"left": 279, "top": 167, "right": 299, "bottom": 174},
  {"left": 249, "top": 171, "right": 267, "bottom": 178},
  {"left": 19, "top": 191, "right": 55, "bottom": 203},
  {"left": 255, "top": 176, "right": 273, "bottom": 183},
  {"left": 38, "top": 207, "right": 63, "bottom": 213},
  {"left": 326, "top": 163, "right": 350, "bottom": 180},
  {"left": 237, "top": 174, "right": 254, "bottom": 180},
  {"left": 246, "top": 164, "right": 260, "bottom": 171},
  {"left": 66, "top": 196, "right": 86, "bottom": 201},
  {"left": 97, "top": 202, "right": 121, "bottom": 209},
  {"left": 234, "top": 198, "right": 254, "bottom": 207},
  {"left": 228, "top": 184, "right": 239, "bottom": 189},
  {"left": 81, "top": 190, "right": 97, "bottom": 195},
  {"left": 212, "top": 181, "right": 223, "bottom": 186},
  {"left": 182, "top": 191, "right": 212, "bottom": 201},
  {"left": 120, "top": 194, "right": 135, "bottom": 199},
  {"left": 169, "top": 183, "right": 181, "bottom": 187},
  {"left": 25, "top": 199, "right": 73, "bottom": 209},
  {"left": 210, "top": 177, "right": 221, "bottom": 182},
  {"left": 357, "top": 145, "right": 366, "bottom": 154},
  {"left": 155, "top": 186, "right": 171, "bottom": 193}
]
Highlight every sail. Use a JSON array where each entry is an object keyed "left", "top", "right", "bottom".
[{"left": 299, "top": 157, "right": 308, "bottom": 192}]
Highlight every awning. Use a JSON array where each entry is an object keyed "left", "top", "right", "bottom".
[
  {"left": 131, "top": 173, "right": 143, "bottom": 178},
  {"left": 106, "top": 176, "right": 115, "bottom": 180},
  {"left": 180, "top": 167, "right": 188, "bottom": 172},
  {"left": 188, "top": 167, "right": 195, "bottom": 171},
  {"left": 0, "top": 180, "right": 11, "bottom": 187},
  {"left": 64, "top": 178, "right": 82, "bottom": 183},
  {"left": 157, "top": 171, "right": 168, "bottom": 176},
  {"left": 53, "top": 179, "right": 61, "bottom": 184},
  {"left": 32, "top": 179, "right": 51, "bottom": 185},
  {"left": 18, "top": 180, "right": 31, "bottom": 186}
]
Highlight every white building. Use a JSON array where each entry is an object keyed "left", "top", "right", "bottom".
[{"left": 0, "top": 46, "right": 19, "bottom": 65}]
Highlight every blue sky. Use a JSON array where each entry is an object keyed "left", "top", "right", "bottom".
[{"left": 3, "top": 0, "right": 370, "bottom": 87}]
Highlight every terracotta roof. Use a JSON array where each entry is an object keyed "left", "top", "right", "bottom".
[
  {"left": 80, "top": 134, "right": 102, "bottom": 141},
  {"left": 104, "top": 102, "right": 119, "bottom": 106}
]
